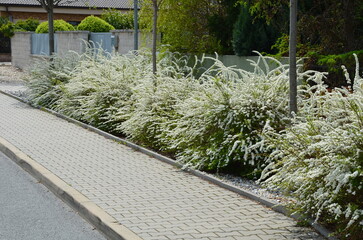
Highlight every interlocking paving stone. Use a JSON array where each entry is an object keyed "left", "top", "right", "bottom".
[{"left": 0, "top": 93, "right": 325, "bottom": 240}]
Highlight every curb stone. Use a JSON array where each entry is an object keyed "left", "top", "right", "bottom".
[
  {"left": 0, "top": 136, "right": 143, "bottom": 240},
  {"left": 0, "top": 90, "right": 337, "bottom": 240}
]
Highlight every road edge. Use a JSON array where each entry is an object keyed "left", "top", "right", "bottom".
[{"left": 0, "top": 136, "right": 143, "bottom": 240}]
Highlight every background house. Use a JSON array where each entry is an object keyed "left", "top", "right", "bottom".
[
  {"left": 0, "top": 0, "right": 133, "bottom": 62},
  {"left": 0, "top": 0, "right": 132, "bottom": 24}
]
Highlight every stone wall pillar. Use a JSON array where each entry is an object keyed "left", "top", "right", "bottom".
[
  {"left": 11, "top": 32, "right": 32, "bottom": 69},
  {"left": 111, "top": 30, "right": 153, "bottom": 55}
]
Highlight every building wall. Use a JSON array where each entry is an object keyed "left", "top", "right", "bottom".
[
  {"left": 0, "top": 6, "right": 128, "bottom": 22},
  {"left": 9, "top": 12, "right": 92, "bottom": 22},
  {"left": 0, "top": 10, "right": 8, "bottom": 17}
]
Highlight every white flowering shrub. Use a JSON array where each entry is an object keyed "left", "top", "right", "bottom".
[
  {"left": 165, "top": 54, "right": 296, "bottom": 177},
  {"left": 25, "top": 51, "right": 80, "bottom": 107},
  {"left": 26, "top": 50, "right": 321, "bottom": 178},
  {"left": 261, "top": 55, "right": 363, "bottom": 239},
  {"left": 120, "top": 54, "right": 320, "bottom": 178},
  {"left": 119, "top": 54, "right": 200, "bottom": 151},
  {"left": 54, "top": 50, "right": 152, "bottom": 133}
]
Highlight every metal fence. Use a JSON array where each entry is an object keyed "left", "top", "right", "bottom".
[
  {"left": 89, "top": 32, "right": 115, "bottom": 54},
  {"left": 0, "top": 33, "right": 11, "bottom": 53},
  {"left": 31, "top": 33, "right": 58, "bottom": 55},
  {"left": 31, "top": 32, "right": 115, "bottom": 56}
]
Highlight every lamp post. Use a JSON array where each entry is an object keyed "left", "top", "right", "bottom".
[{"left": 289, "top": 0, "right": 298, "bottom": 114}]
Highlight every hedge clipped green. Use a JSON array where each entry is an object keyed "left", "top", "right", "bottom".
[
  {"left": 0, "top": 22, "right": 15, "bottom": 37},
  {"left": 35, "top": 20, "right": 75, "bottom": 33},
  {"left": 0, "top": 17, "right": 40, "bottom": 37},
  {"left": 15, "top": 18, "right": 39, "bottom": 31},
  {"left": 77, "top": 15, "right": 115, "bottom": 32},
  {"left": 101, "top": 9, "right": 133, "bottom": 29}
]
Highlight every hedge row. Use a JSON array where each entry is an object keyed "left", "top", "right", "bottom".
[{"left": 25, "top": 49, "right": 363, "bottom": 239}]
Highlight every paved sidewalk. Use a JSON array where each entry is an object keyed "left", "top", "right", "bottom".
[{"left": 0, "top": 92, "right": 324, "bottom": 240}]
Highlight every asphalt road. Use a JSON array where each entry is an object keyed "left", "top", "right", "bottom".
[{"left": 0, "top": 151, "right": 106, "bottom": 240}]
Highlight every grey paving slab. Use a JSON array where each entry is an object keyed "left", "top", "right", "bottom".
[{"left": 0, "top": 93, "right": 325, "bottom": 240}]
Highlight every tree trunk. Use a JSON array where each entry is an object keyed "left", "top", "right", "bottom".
[
  {"left": 47, "top": 0, "right": 55, "bottom": 57},
  {"left": 134, "top": 0, "right": 138, "bottom": 51},
  {"left": 289, "top": 0, "right": 297, "bottom": 115},
  {"left": 152, "top": 0, "right": 157, "bottom": 75}
]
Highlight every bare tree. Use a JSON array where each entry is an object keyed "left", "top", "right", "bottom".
[
  {"left": 151, "top": 0, "right": 158, "bottom": 74},
  {"left": 134, "top": 0, "right": 139, "bottom": 51},
  {"left": 289, "top": 0, "right": 297, "bottom": 115},
  {"left": 151, "top": 0, "right": 163, "bottom": 75},
  {"left": 35, "top": 0, "right": 76, "bottom": 56}
]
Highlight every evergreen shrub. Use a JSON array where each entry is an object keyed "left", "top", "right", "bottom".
[
  {"left": 77, "top": 16, "right": 115, "bottom": 32},
  {"left": 101, "top": 9, "right": 134, "bottom": 29},
  {"left": 0, "top": 17, "right": 39, "bottom": 37},
  {"left": 35, "top": 20, "right": 75, "bottom": 33},
  {"left": 15, "top": 18, "right": 39, "bottom": 31},
  {"left": 232, "top": 4, "right": 277, "bottom": 56},
  {"left": 0, "top": 22, "right": 15, "bottom": 37}
]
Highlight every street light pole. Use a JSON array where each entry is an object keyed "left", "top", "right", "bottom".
[
  {"left": 289, "top": 0, "right": 298, "bottom": 114},
  {"left": 134, "top": 0, "right": 138, "bottom": 51}
]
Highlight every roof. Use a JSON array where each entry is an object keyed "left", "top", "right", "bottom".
[{"left": 0, "top": 0, "right": 132, "bottom": 9}]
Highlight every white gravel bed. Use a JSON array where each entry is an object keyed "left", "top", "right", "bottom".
[
  {"left": 210, "top": 173, "right": 292, "bottom": 204},
  {"left": 0, "top": 65, "right": 26, "bottom": 83},
  {"left": 0, "top": 65, "right": 28, "bottom": 97}
]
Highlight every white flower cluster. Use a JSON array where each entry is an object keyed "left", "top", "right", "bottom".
[
  {"left": 163, "top": 53, "right": 293, "bottom": 174},
  {"left": 25, "top": 51, "right": 81, "bottom": 107},
  {"left": 261, "top": 54, "right": 363, "bottom": 238}
]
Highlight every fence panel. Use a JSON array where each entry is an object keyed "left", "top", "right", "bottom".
[
  {"left": 89, "top": 33, "right": 114, "bottom": 54},
  {"left": 31, "top": 33, "right": 58, "bottom": 55},
  {"left": 0, "top": 33, "right": 11, "bottom": 53}
]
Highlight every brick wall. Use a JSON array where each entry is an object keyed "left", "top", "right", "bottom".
[
  {"left": 0, "top": 11, "right": 9, "bottom": 17},
  {"left": 10, "top": 12, "right": 99, "bottom": 22}
]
